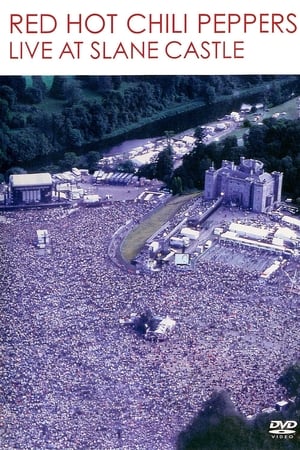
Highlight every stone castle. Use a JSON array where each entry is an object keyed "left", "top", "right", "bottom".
[{"left": 204, "top": 157, "right": 283, "bottom": 213}]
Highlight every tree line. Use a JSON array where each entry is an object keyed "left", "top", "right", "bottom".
[
  {"left": 138, "top": 117, "right": 300, "bottom": 201},
  {"left": 0, "top": 75, "right": 298, "bottom": 181}
]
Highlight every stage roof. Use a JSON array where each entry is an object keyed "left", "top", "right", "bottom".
[{"left": 10, "top": 173, "right": 52, "bottom": 188}]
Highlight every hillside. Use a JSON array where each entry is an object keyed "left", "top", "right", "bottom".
[{"left": 0, "top": 75, "right": 299, "bottom": 181}]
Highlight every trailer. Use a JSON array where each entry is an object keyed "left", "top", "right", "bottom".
[
  {"left": 170, "top": 236, "right": 190, "bottom": 248},
  {"left": 180, "top": 227, "right": 200, "bottom": 240},
  {"left": 83, "top": 194, "right": 100, "bottom": 205}
]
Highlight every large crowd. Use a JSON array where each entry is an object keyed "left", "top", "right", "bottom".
[{"left": 1, "top": 199, "right": 299, "bottom": 450}]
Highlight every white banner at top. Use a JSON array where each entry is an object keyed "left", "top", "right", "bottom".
[{"left": 1, "top": 0, "right": 299, "bottom": 75}]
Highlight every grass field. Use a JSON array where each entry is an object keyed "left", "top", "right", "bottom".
[
  {"left": 121, "top": 192, "right": 200, "bottom": 262},
  {"left": 224, "top": 96, "right": 300, "bottom": 142},
  {"left": 251, "top": 96, "right": 300, "bottom": 121}
]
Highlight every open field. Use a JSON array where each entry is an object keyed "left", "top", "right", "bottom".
[
  {"left": 265, "top": 96, "right": 300, "bottom": 119},
  {"left": 226, "top": 96, "right": 300, "bottom": 142},
  {"left": 121, "top": 192, "right": 200, "bottom": 261}
]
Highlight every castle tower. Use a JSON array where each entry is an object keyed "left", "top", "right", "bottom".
[
  {"left": 272, "top": 171, "right": 283, "bottom": 204},
  {"left": 204, "top": 165, "right": 218, "bottom": 199},
  {"left": 252, "top": 181, "right": 265, "bottom": 212}
]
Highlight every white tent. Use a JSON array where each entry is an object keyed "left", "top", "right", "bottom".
[
  {"left": 282, "top": 215, "right": 300, "bottom": 229},
  {"left": 274, "top": 227, "right": 297, "bottom": 241},
  {"left": 229, "top": 223, "right": 269, "bottom": 240}
]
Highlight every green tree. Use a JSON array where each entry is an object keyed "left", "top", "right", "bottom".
[
  {"left": 0, "top": 148, "right": 9, "bottom": 172},
  {"left": 117, "top": 160, "right": 136, "bottom": 174},
  {"left": 177, "top": 390, "right": 248, "bottom": 450},
  {"left": 278, "top": 361, "right": 300, "bottom": 397},
  {"left": 281, "top": 155, "right": 294, "bottom": 170},
  {"left": 194, "top": 126, "right": 206, "bottom": 144},
  {"left": 222, "top": 135, "right": 238, "bottom": 153},
  {"left": 24, "top": 87, "right": 43, "bottom": 104},
  {"left": 7, "top": 128, "right": 54, "bottom": 163},
  {"left": 206, "top": 142, "right": 224, "bottom": 168},
  {"left": 49, "top": 76, "right": 68, "bottom": 100},
  {"left": 137, "top": 162, "right": 157, "bottom": 180},
  {"left": 5, "top": 166, "right": 27, "bottom": 182},
  {"left": 85, "top": 151, "right": 101, "bottom": 173},
  {"left": 0, "top": 86, "right": 17, "bottom": 109},
  {"left": 64, "top": 78, "right": 83, "bottom": 106},
  {"left": 0, "top": 99, "right": 10, "bottom": 123},
  {"left": 32, "top": 76, "right": 47, "bottom": 97},
  {"left": 205, "top": 85, "right": 217, "bottom": 105},
  {"left": 246, "top": 124, "right": 268, "bottom": 157},
  {"left": 171, "top": 176, "right": 183, "bottom": 195},
  {"left": 155, "top": 146, "right": 174, "bottom": 184},
  {"left": 59, "top": 152, "right": 79, "bottom": 171},
  {"left": 64, "top": 119, "right": 83, "bottom": 149},
  {"left": 267, "top": 81, "right": 284, "bottom": 107},
  {"left": 0, "top": 76, "right": 26, "bottom": 100}
]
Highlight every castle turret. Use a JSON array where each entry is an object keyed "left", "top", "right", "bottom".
[
  {"left": 204, "top": 165, "right": 217, "bottom": 200},
  {"left": 272, "top": 171, "right": 283, "bottom": 203}
]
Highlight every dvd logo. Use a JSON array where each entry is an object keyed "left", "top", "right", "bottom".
[{"left": 269, "top": 420, "right": 297, "bottom": 437}]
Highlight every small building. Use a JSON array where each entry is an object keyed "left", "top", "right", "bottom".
[
  {"left": 174, "top": 253, "right": 190, "bottom": 266},
  {"left": 9, "top": 173, "right": 52, "bottom": 205},
  {"left": 275, "top": 400, "right": 289, "bottom": 412}
]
